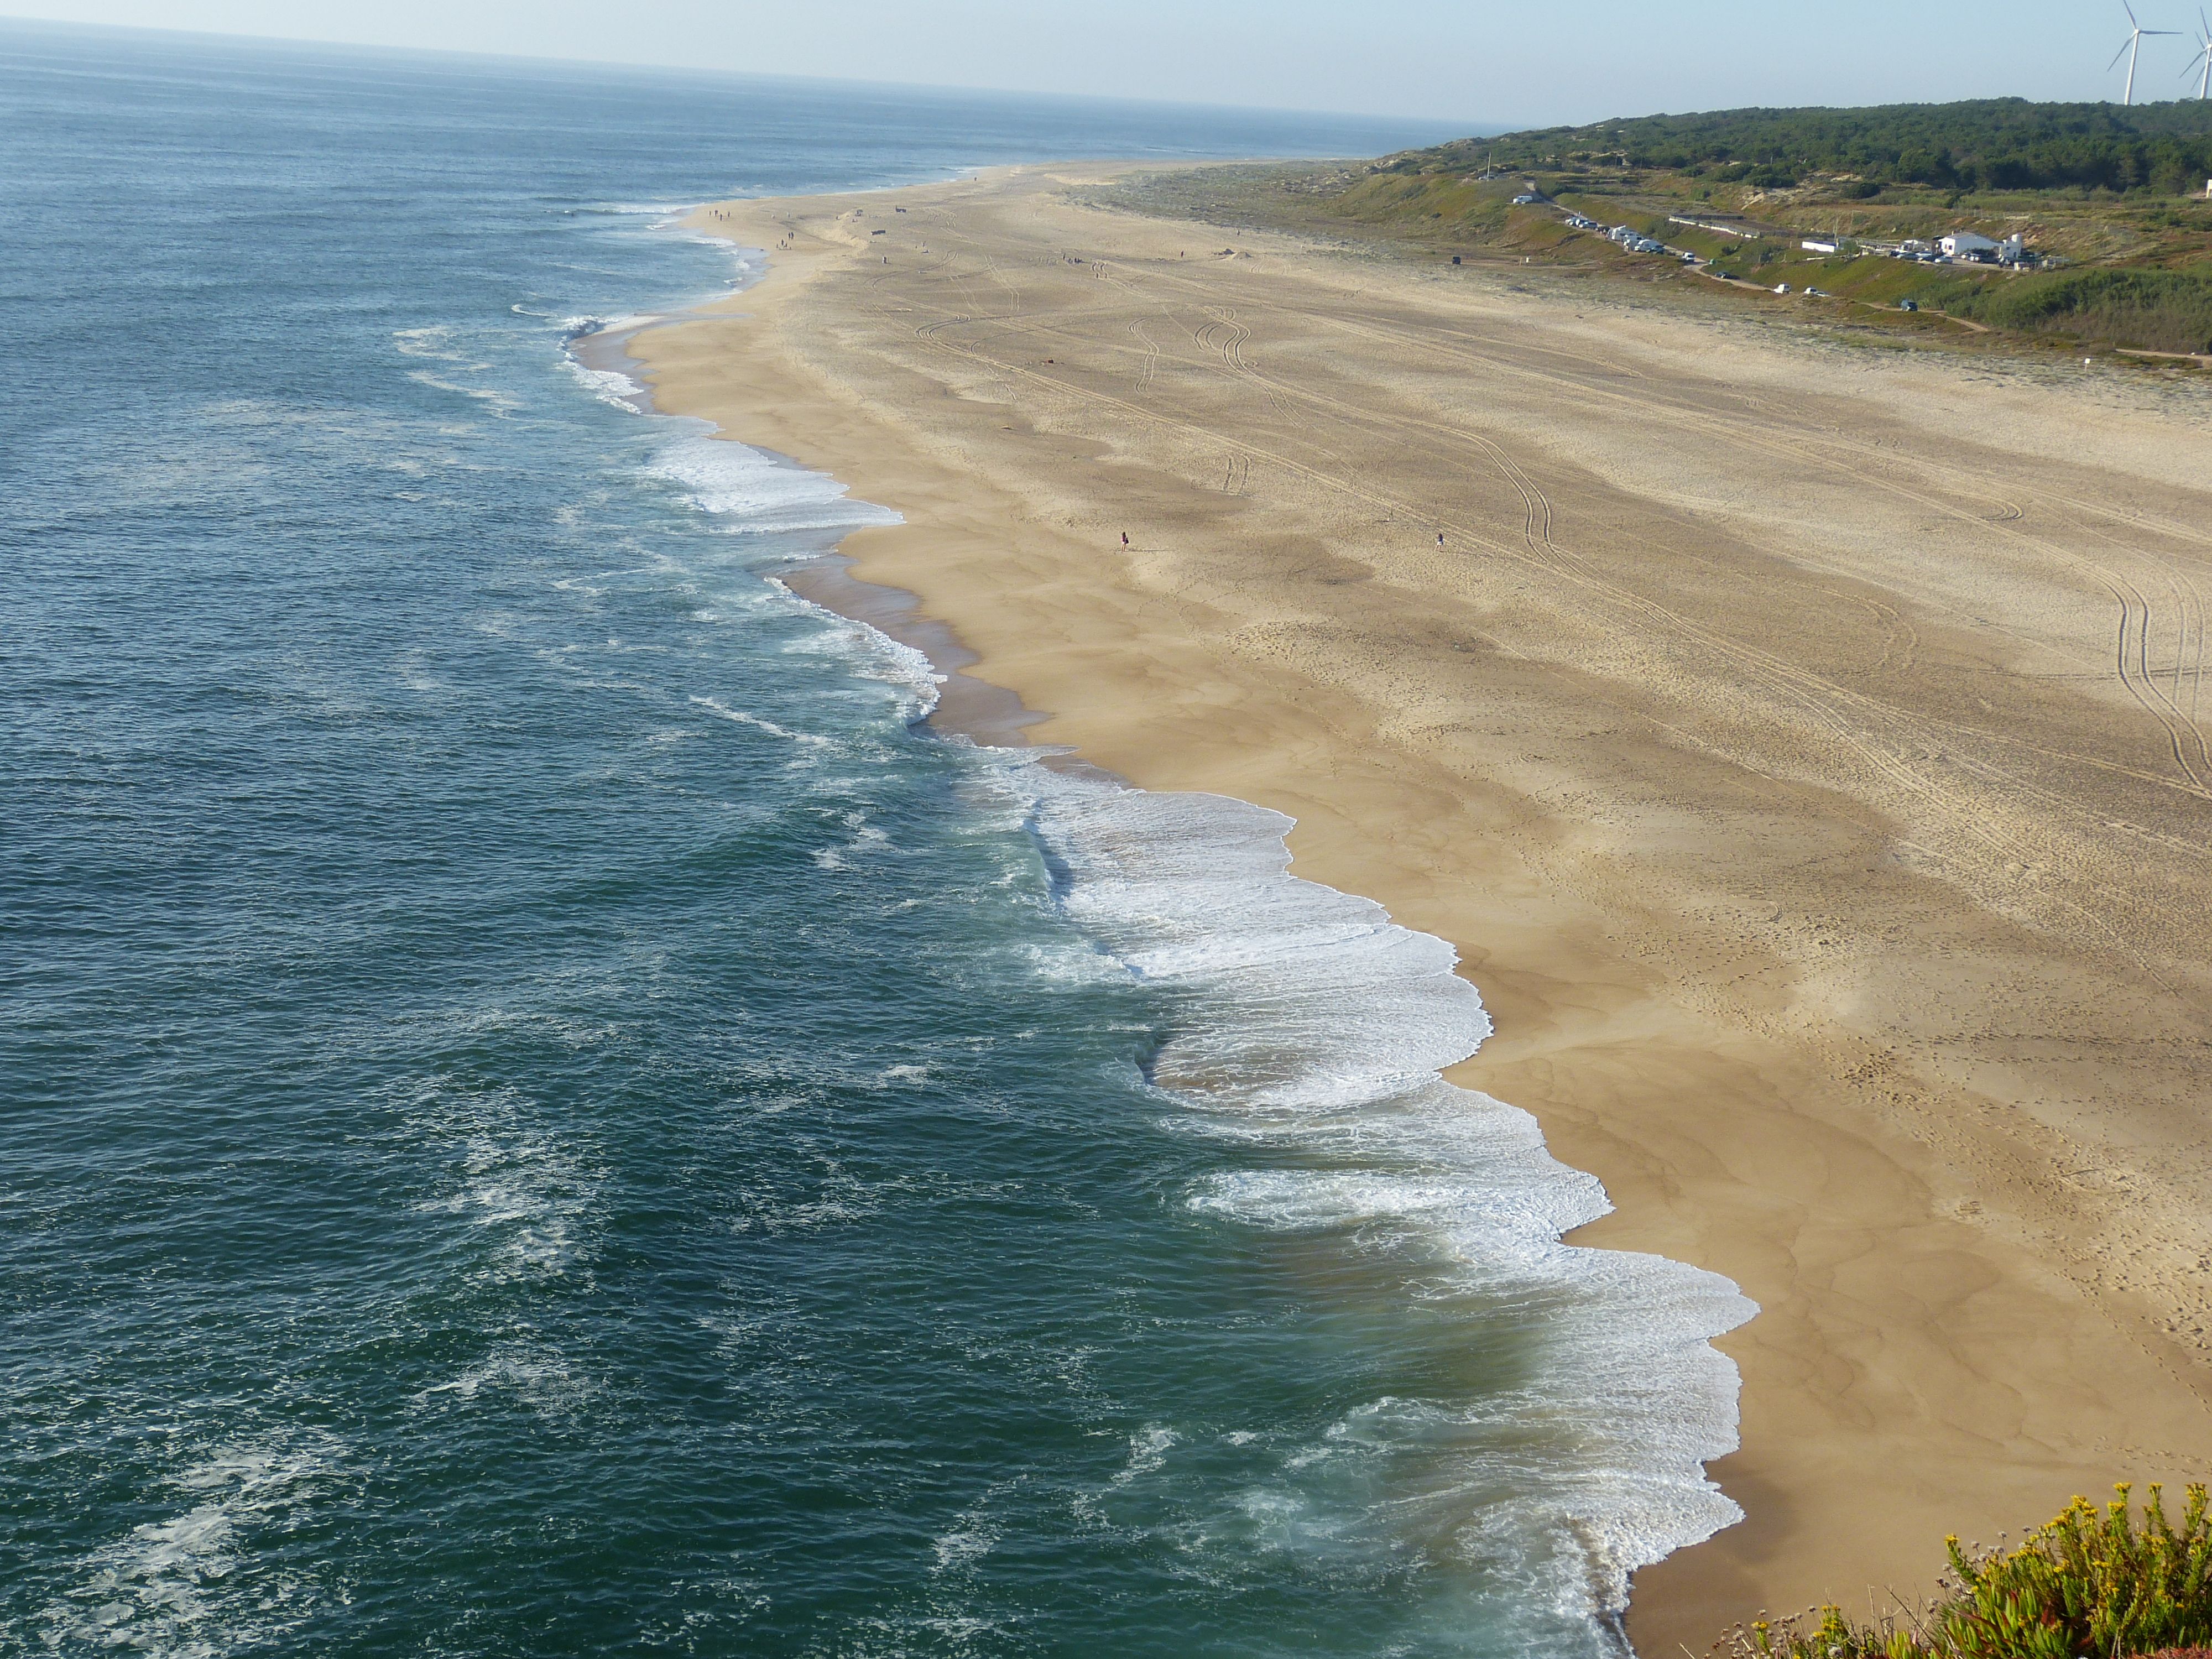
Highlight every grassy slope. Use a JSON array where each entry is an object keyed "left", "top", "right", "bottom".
[{"left": 1097, "top": 103, "right": 2212, "bottom": 359}]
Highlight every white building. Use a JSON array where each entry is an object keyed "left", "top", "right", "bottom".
[{"left": 1940, "top": 231, "right": 2000, "bottom": 260}]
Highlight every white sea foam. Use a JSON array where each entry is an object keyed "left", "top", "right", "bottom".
[
  {"left": 647, "top": 429, "right": 901, "bottom": 538},
  {"left": 38, "top": 1433, "right": 344, "bottom": 1657},
  {"left": 931, "top": 1527, "right": 997, "bottom": 1572},
  {"left": 1015, "top": 763, "right": 1754, "bottom": 1635},
  {"left": 392, "top": 324, "right": 488, "bottom": 368},
  {"left": 573, "top": 311, "right": 662, "bottom": 337},
  {"left": 759, "top": 577, "right": 943, "bottom": 723},
  {"left": 405, "top": 369, "right": 520, "bottom": 416},
  {"left": 930, "top": 1478, "right": 1022, "bottom": 1577},
  {"left": 391, "top": 325, "right": 517, "bottom": 414},
  {"left": 565, "top": 201, "right": 702, "bottom": 229},
  {"left": 563, "top": 357, "right": 646, "bottom": 411},
  {"left": 408, "top": 1082, "right": 604, "bottom": 1286},
  {"left": 1112, "top": 1426, "right": 1180, "bottom": 1487},
  {"left": 812, "top": 815, "right": 891, "bottom": 872},
  {"left": 679, "top": 236, "right": 761, "bottom": 287},
  {"left": 688, "top": 693, "right": 831, "bottom": 746},
  {"left": 413, "top": 1339, "right": 598, "bottom": 1421}
]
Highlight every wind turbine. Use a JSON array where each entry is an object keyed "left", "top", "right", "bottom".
[
  {"left": 2112, "top": 1, "right": 2180, "bottom": 105},
  {"left": 2184, "top": 7, "right": 2212, "bottom": 96}
]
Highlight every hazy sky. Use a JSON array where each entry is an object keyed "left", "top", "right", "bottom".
[{"left": 3, "top": 1, "right": 2204, "bottom": 126}]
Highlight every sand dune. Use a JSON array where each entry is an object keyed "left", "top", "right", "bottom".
[{"left": 634, "top": 166, "right": 2212, "bottom": 1653}]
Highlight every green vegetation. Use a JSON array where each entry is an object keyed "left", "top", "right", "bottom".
[
  {"left": 1917, "top": 267, "right": 2212, "bottom": 352},
  {"left": 1437, "top": 101, "right": 2212, "bottom": 196},
  {"left": 1722, "top": 1485, "right": 2212, "bottom": 1659},
  {"left": 1097, "top": 97, "right": 2212, "bottom": 361}
]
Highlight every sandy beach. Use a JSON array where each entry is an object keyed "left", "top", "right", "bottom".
[{"left": 634, "top": 166, "right": 2212, "bottom": 1653}]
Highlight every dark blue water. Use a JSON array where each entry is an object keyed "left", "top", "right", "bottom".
[{"left": 0, "top": 22, "right": 1750, "bottom": 1657}]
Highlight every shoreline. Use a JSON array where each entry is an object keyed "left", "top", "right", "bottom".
[
  {"left": 780, "top": 551, "right": 1048, "bottom": 749},
  {"left": 587, "top": 195, "right": 1760, "bottom": 1629},
  {"left": 576, "top": 310, "right": 1046, "bottom": 748},
  {"left": 623, "top": 165, "right": 2212, "bottom": 1653},
  {"left": 588, "top": 246, "right": 1759, "bottom": 1634}
]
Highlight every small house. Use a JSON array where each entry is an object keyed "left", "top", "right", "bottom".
[{"left": 1940, "top": 231, "right": 2000, "bottom": 261}]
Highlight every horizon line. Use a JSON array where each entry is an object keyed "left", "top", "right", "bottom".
[{"left": 0, "top": 11, "right": 1491, "bottom": 134}]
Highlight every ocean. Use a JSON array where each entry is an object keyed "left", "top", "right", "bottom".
[{"left": 0, "top": 22, "right": 1752, "bottom": 1656}]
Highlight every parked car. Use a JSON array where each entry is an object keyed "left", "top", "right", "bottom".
[{"left": 1898, "top": 299, "right": 1918, "bottom": 312}]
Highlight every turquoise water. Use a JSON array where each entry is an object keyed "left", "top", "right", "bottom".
[{"left": 0, "top": 23, "right": 1751, "bottom": 1657}]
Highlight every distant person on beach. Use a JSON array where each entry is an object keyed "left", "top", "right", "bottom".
[
  {"left": 1437, "top": 532, "right": 1446, "bottom": 547},
  {"left": 1121, "top": 531, "right": 1129, "bottom": 547}
]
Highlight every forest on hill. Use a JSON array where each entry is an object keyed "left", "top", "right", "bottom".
[{"left": 1421, "top": 100, "right": 2212, "bottom": 195}]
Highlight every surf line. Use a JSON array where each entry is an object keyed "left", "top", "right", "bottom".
[{"left": 567, "top": 220, "right": 1759, "bottom": 1632}]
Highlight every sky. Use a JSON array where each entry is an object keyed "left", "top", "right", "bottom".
[{"left": 3, "top": 1, "right": 2206, "bottom": 127}]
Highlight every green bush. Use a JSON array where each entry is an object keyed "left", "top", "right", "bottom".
[
  {"left": 1724, "top": 1485, "right": 2212, "bottom": 1659},
  {"left": 1919, "top": 269, "right": 2212, "bottom": 353}
]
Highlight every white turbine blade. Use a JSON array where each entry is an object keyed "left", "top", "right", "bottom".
[
  {"left": 2112, "top": 36, "right": 2137, "bottom": 66},
  {"left": 2126, "top": 0, "right": 2141, "bottom": 23}
]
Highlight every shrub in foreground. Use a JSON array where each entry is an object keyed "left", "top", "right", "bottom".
[
  {"left": 1924, "top": 268, "right": 2212, "bottom": 354},
  {"left": 1721, "top": 1485, "right": 2212, "bottom": 1659}
]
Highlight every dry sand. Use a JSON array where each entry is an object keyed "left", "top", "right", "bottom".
[{"left": 635, "top": 167, "right": 2212, "bottom": 1654}]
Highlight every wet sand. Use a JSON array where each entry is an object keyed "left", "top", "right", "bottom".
[{"left": 635, "top": 166, "right": 2212, "bottom": 1654}]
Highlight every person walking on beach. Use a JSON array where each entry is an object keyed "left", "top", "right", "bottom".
[
  {"left": 1121, "top": 531, "right": 1129, "bottom": 548},
  {"left": 1437, "top": 531, "right": 1446, "bottom": 548}
]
